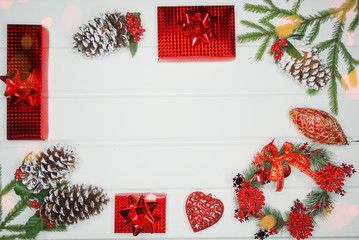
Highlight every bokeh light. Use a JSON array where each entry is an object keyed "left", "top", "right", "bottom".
[
  {"left": 63, "top": 5, "right": 82, "bottom": 29},
  {"left": 342, "top": 68, "right": 359, "bottom": 99},
  {"left": 18, "top": 143, "right": 40, "bottom": 161},
  {"left": 275, "top": 15, "right": 301, "bottom": 39},
  {"left": 347, "top": 30, "right": 355, "bottom": 46},
  {"left": 331, "top": 0, "right": 358, "bottom": 23},
  {"left": 348, "top": 204, "right": 359, "bottom": 216},
  {"left": 18, "top": 0, "right": 28, "bottom": 2},
  {"left": 0, "top": 0, "right": 13, "bottom": 10},
  {"left": 41, "top": 17, "right": 53, "bottom": 28},
  {"left": 325, "top": 201, "right": 352, "bottom": 229},
  {"left": 1, "top": 194, "right": 16, "bottom": 212}
]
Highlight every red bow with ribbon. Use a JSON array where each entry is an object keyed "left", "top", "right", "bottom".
[
  {"left": 119, "top": 194, "right": 161, "bottom": 236},
  {"left": 179, "top": 7, "right": 217, "bottom": 46},
  {"left": 260, "top": 140, "right": 322, "bottom": 191},
  {"left": 0, "top": 69, "right": 37, "bottom": 106}
]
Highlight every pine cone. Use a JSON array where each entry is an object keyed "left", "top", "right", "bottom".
[
  {"left": 73, "top": 12, "right": 129, "bottom": 57},
  {"left": 20, "top": 144, "right": 78, "bottom": 194},
  {"left": 278, "top": 40, "right": 329, "bottom": 90},
  {"left": 39, "top": 184, "right": 109, "bottom": 226}
]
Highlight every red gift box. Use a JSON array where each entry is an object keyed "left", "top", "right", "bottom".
[
  {"left": 158, "top": 5, "right": 235, "bottom": 61},
  {"left": 114, "top": 193, "right": 166, "bottom": 235},
  {"left": 3, "top": 25, "right": 49, "bottom": 140}
]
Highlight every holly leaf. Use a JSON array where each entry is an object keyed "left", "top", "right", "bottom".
[
  {"left": 14, "top": 181, "right": 33, "bottom": 196},
  {"left": 36, "top": 188, "right": 51, "bottom": 205},
  {"left": 133, "top": 12, "right": 141, "bottom": 18},
  {"left": 286, "top": 40, "right": 303, "bottom": 60},
  {"left": 129, "top": 40, "right": 138, "bottom": 57},
  {"left": 25, "top": 215, "right": 46, "bottom": 237}
]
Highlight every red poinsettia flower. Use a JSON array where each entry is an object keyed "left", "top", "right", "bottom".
[
  {"left": 287, "top": 211, "right": 314, "bottom": 240},
  {"left": 236, "top": 184, "right": 265, "bottom": 217}
]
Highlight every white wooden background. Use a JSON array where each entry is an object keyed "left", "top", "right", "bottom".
[{"left": 1, "top": 0, "right": 359, "bottom": 239}]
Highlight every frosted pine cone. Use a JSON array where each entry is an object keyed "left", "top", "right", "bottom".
[
  {"left": 39, "top": 184, "right": 109, "bottom": 226},
  {"left": 73, "top": 12, "right": 129, "bottom": 57},
  {"left": 278, "top": 40, "right": 329, "bottom": 90},
  {"left": 20, "top": 144, "right": 78, "bottom": 194}
]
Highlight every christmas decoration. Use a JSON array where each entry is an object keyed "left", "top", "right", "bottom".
[
  {"left": 39, "top": 184, "right": 109, "bottom": 226},
  {"left": 233, "top": 140, "right": 356, "bottom": 240},
  {"left": 158, "top": 6, "right": 235, "bottom": 61},
  {"left": 277, "top": 40, "right": 329, "bottom": 90},
  {"left": 19, "top": 145, "right": 78, "bottom": 194},
  {"left": 114, "top": 193, "right": 166, "bottom": 235},
  {"left": 0, "top": 144, "right": 109, "bottom": 239},
  {"left": 74, "top": 11, "right": 145, "bottom": 57},
  {"left": 289, "top": 108, "right": 348, "bottom": 145},
  {"left": 0, "top": 24, "right": 49, "bottom": 140},
  {"left": 237, "top": 0, "right": 359, "bottom": 114},
  {"left": 185, "top": 191, "right": 224, "bottom": 232}
]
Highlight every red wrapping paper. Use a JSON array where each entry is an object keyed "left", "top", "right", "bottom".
[
  {"left": 158, "top": 5, "right": 235, "bottom": 61},
  {"left": 114, "top": 193, "right": 166, "bottom": 234},
  {"left": 5, "top": 25, "right": 49, "bottom": 140}
]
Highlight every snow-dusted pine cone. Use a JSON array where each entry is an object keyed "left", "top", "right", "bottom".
[
  {"left": 73, "top": 12, "right": 129, "bottom": 57},
  {"left": 20, "top": 144, "right": 78, "bottom": 194},
  {"left": 278, "top": 40, "right": 329, "bottom": 90},
  {"left": 39, "top": 184, "right": 109, "bottom": 226}
]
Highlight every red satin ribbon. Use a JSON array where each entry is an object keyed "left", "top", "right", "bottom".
[
  {"left": 260, "top": 140, "right": 322, "bottom": 191},
  {"left": 179, "top": 7, "right": 217, "bottom": 46},
  {"left": 0, "top": 70, "right": 37, "bottom": 106}
]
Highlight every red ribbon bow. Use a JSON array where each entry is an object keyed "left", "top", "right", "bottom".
[
  {"left": 0, "top": 69, "right": 37, "bottom": 106},
  {"left": 119, "top": 193, "right": 161, "bottom": 236},
  {"left": 260, "top": 140, "right": 322, "bottom": 191},
  {"left": 179, "top": 7, "right": 217, "bottom": 46}
]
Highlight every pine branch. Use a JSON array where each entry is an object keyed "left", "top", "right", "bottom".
[
  {"left": 348, "top": 14, "right": 359, "bottom": 31},
  {"left": 0, "top": 181, "right": 16, "bottom": 197},
  {"left": 241, "top": 20, "right": 267, "bottom": 32},
  {"left": 0, "top": 234, "right": 35, "bottom": 240},
  {"left": 256, "top": 35, "right": 272, "bottom": 60},
  {"left": 0, "top": 195, "right": 31, "bottom": 229},
  {"left": 308, "top": 21, "right": 321, "bottom": 43},
  {"left": 304, "top": 190, "right": 332, "bottom": 219},
  {"left": 306, "top": 89, "right": 320, "bottom": 96},
  {"left": 291, "top": 0, "right": 303, "bottom": 13},
  {"left": 244, "top": 3, "right": 272, "bottom": 14},
  {"left": 237, "top": 31, "right": 274, "bottom": 43},
  {"left": 262, "top": 205, "right": 286, "bottom": 230},
  {"left": 316, "top": 39, "right": 335, "bottom": 52},
  {"left": 2, "top": 224, "right": 26, "bottom": 232},
  {"left": 339, "top": 42, "right": 359, "bottom": 72}
]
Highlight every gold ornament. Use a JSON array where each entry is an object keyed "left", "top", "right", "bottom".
[{"left": 260, "top": 215, "right": 276, "bottom": 230}]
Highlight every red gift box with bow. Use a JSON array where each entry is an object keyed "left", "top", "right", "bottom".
[
  {"left": 158, "top": 5, "right": 235, "bottom": 61},
  {"left": 114, "top": 193, "right": 166, "bottom": 236},
  {"left": 0, "top": 25, "right": 49, "bottom": 140}
]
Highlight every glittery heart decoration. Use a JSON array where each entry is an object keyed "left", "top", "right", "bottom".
[{"left": 185, "top": 191, "right": 224, "bottom": 232}]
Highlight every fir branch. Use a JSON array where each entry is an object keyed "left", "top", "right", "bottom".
[
  {"left": 309, "top": 148, "right": 333, "bottom": 170},
  {"left": 304, "top": 190, "right": 332, "bottom": 219},
  {"left": 260, "top": 12, "right": 279, "bottom": 26},
  {"left": 308, "top": 21, "right": 321, "bottom": 43},
  {"left": 244, "top": 3, "right": 272, "bottom": 14},
  {"left": 256, "top": 35, "right": 272, "bottom": 60},
  {"left": 0, "top": 234, "right": 35, "bottom": 240},
  {"left": 2, "top": 224, "right": 26, "bottom": 232},
  {"left": 291, "top": 0, "right": 303, "bottom": 13},
  {"left": 241, "top": 20, "right": 267, "bottom": 32},
  {"left": 0, "top": 195, "right": 31, "bottom": 229},
  {"left": 306, "top": 88, "right": 320, "bottom": 96},
  {"left": 0, "top": 180, "right": 16, "bottom": 197},
  {"left": 316, "top": 39, "right": 335, "bottom": 52},
  {"left": 348, "top": 14, "right": 359, "bottom": 31},
  {"left": 339, "top": 42, "right": 359, "bottom": 72},
  {"left": 262, "top": 206, "right": 286, "bottom": 230},
  {"left": 237, "top": 31, "right": 275, "bottom": 43}
]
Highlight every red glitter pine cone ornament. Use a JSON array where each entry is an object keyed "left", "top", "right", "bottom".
[{"left": 289, "top": 108, "right": 347, "bottom": 145}]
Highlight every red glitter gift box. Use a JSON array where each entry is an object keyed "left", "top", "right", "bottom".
[
  {"left": 1, "top": 25, "right": 49, "bottom": 140},
  {"left": 114, "top": 193, "right": 166, "bottom": 235},
  {"left": 158, "top": 5, "right": 235, "bottom": 61}
]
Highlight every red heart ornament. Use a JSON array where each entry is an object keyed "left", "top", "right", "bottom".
[{"left": 185, "top": 191, "right": 224, "bottom": 232}]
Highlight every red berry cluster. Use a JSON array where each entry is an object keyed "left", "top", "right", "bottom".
[
  {"left": 125, "top": 13, "right": 145, "bottom": 44},
  {"left": 271, "top": 39, "right": 288, "bottom": 61},
  {"left": 14, "top": 167, "right": 23, "bottom": 180},
  {"left": 30, "top": 200, "right": 40, "bottom": 209},
  {"left": 46, "top": 221, "right": 53, "bottom": 228}
]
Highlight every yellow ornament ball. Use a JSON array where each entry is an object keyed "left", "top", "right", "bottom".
[{"left": 260, "top": 215, "right": 276, "bottom": 231}]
